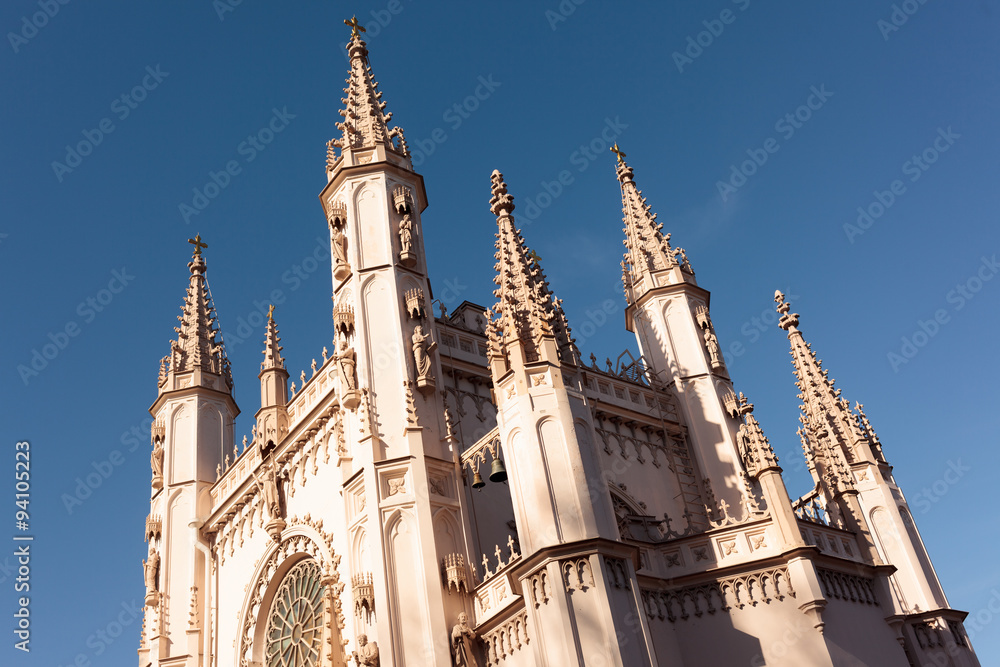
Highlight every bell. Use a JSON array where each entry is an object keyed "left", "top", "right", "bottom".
[
  {"left": 471, "top": 469, "right": 486, "bottom": 489},
  {"left": 489, "top": 457, "right": 508, "bottom": 483}
]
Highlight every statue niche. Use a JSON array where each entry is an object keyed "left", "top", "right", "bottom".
[{"left": 411, "top": 325, "right": 437, "bottom": 394}]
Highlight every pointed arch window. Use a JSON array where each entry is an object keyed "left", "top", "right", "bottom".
[{"left": 264, "top": 560, "right": 326, "bottom": 667}]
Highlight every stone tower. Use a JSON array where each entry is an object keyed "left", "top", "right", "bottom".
[
  {"left": 139, "top": 239, "right": 239, "bottom": 667},
  {"left": 319, "top": 22, "right": 475, "bottom": 665}
]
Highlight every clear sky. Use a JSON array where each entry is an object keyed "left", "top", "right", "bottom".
[{"left": 2, "top": 0, "right": 999, "bottom": 664}]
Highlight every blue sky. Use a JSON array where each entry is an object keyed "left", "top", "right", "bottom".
[{"left": 2, "top": 0, "right": 999, "bottom": 664}]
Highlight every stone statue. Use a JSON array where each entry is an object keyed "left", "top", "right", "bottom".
[
  {"left": 398, "top": 214, "right": 413, "bottom": 255},
  {"left": 143, "top": 546, "right": 160, "bottom": 595},
  {"left": 254, "top": 461, "right": 282, "bottom": 519},
  {"left": 332, "top": 227, "right": 350, "bottom": 279},
  {"left": 353, "top": 634, "right": 379, "bottom": 666},
  {"left": 337, "top": 336, "right": 357, "bottom": 391},
  {"left": 150, "top": 441, "right": 164, "bottom": 479},
  {"left": 411, "top": 325, "right": 437, "bottom": 387},
  {"left": 451, "top": 612, "right": 479, "bottom": 667},
  {"left": 703, "top": 328, "right": 722, "bottom": 368}
]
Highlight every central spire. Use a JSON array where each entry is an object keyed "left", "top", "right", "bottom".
[
  {"left": 326, "top": 17, "right": 409, "bottom": 174},
  {"left": 486, "top": 170, "right": 576, "bottom": 373},
  {"left": 615, "top": 149, "right": 695, "bottom": 306},
  {"left": 163, "top": 238, "right": 232, "bottom": 390}
]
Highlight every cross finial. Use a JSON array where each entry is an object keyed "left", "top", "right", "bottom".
[
  {"left": 610, "top": 143, "right": 626, "bottom": 163},
  {"left": 344, "top": 16, "right": 366, "bottom": 38},
  {"left": 188, "top": 234, "right": 208, "bottom": 257},
  {"left": 267, "top": 304, "right": 275, "bottom": 320}
]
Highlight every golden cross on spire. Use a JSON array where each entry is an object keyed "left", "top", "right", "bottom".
[
  {"left": 344, "top": 16, "right": 366, "bottom": 38},
  {"left": 267, "top": 304, "right": 275, "bottom": 320},
  {"left": 610, "top": 143, "right": 626, "bottom": 163},
  {"left": 527, "top": 249, "right": 542, "bottom": 264},
  {"left": 188, "top": 234, "right": 208, "bottom": 257}
]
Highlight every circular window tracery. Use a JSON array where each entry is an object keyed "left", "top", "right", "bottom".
[{"left": 264, "top": 559, "right": 326, "bottom": 667}]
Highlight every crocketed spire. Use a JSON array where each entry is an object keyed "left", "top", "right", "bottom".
[
  {"left": 614, "top": 146, "right": 694, "bottom": 304},
  {"left": 485, "top": 170, "right": 576, "bottom": 370},
  {"left": 165, "top": 236, "right": 232, "bottom": 389},
  {"left": 260, "top": 305, "right": 285, "bottom": 372},
  {"left": 326, "top": 17, "right": 408, "bottom": 171},
  {"left": 775, "top": 291, "right": 884, "bottom": 493}
]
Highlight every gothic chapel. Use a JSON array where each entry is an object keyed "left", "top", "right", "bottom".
[{"left": 136, "top": 19, "right": 980, "bottom": 667}]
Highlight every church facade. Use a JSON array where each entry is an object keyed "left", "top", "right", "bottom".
[{"left": 136, "top": 21, "right": 980, "bottom": 667}]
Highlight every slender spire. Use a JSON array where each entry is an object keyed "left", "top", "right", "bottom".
[
  {"left": 615, "top": 149, "right": 694, "bottom": 305},
  {"left": 165, "top": 237, "right": 232, "bottom": 389},
  {"left": 326, "top": 17, "right": 408, "bottom": 171},
  {"left": 486, "top": 170, "right": 576, "bottom": 370},
  {"left": 261, "top": 305, "right": 285, "bottom": 371},
  {"left": 775, "top": 291, "right": 880, "bottom": 481}
]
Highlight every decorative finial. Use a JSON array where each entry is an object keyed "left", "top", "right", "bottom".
[
  {"left": 344, "top": 15, "right": 366, "bottom": 38},
  {"left": 187, "top": 234, "right": 208, "bottom": 257},
  {"left": 267, "top": 304, "right": 275, "bottom": 320},
  {"left": 610, "top": 143, "right": 626, "bottom": 163}
]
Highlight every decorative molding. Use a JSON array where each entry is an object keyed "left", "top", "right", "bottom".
[
  {"left": 442, "top": 553, "right": 469, "bottom": 594},
  {"left": 483, "top": 609, "right": 530, "bottom": 667},
  {"left": 816, "top": 568, "right": 877, "bottom": 606},
  {"left": 642, "top": 566, "right": 795, "bottom": 622}
]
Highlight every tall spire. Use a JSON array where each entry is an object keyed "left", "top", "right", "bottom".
[
  {"left": 614, "top": 147, "right": 694, "bottom": 305},
  {"left": 164, "top": 236, "right": 232, "bottom": 390},
  {"left": 260, "top": 305, "right": 285, "bottom": 372},
  {"left": 486, "top": 170, "right": 576, "bottom": 372},
  {"left": 774, "top": 291, "right": 879, "bottom": 471},
  {"left": 326, "top": 17, "right": 408, "bottom": 173}
]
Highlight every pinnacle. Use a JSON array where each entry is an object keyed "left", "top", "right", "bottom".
[
  {"left": 261, "top": 306, "right": 285, "bottom": 372},
  {"left": 615, "top": 152, "right": 693, "bottom": 305},
  {"left": 327, "top": 17, "right": 407, "bottom": 168},
  {"left": 165, "top": 241, "right": 232, "bottom": 389},
  {"left": 486, "top": 170, "right": 576, "bottom": 366}
]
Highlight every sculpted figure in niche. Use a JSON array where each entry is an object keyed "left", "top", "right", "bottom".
[
  {"left": 399, "top": 215, "right": 413, "bottom": 254},
  {"left": 337, "top": 336, "right": 358, "bottom": 391},
  {"left": 451, "top": 612, "right": 479, "bottom": 667},
  {"left": 411, "top": 325, "right": 437, "bottom": 383},
  {"left": 703, "top": 328, "right": 723, "bottom": 368},
  {"left": 143, "top": 546, "right": 160, "bottom": 596},
  {"left": 150, "top": 440, "right": 164, "bottom": 479},
  {"left": 398, "top": 214, "right": 416, "bottom": 267},
  {"left": 332, "top": 226, "right": 351, "bottom": 279},
  {"left": 254, "top": 460, "right": 282, "bottom": 519},
  {"left": 353, "top": 634, "right": 379, "bottom": 666}
]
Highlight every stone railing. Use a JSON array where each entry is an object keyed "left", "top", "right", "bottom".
[{"left": 286, "top": 353, "right": 337, "bottom": 426}]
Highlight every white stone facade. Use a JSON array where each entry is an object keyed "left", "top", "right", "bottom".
[{"left": 136, "top": 22, "right": 980, "bottom": 667}]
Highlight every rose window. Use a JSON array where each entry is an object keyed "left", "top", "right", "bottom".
[{"left": 264, "top": 560, "right": 326, "bottom": 667}]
